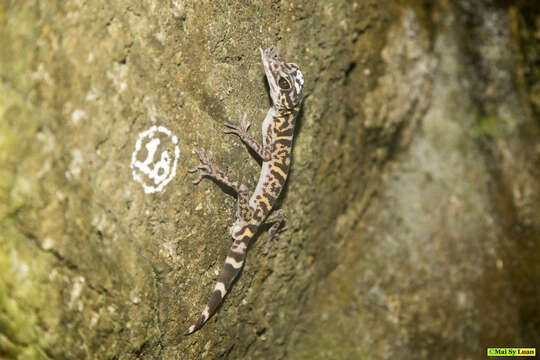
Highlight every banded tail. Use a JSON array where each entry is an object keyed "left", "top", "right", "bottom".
[{"left": 184, "top": 224, "right": 256, "bottom": 335}]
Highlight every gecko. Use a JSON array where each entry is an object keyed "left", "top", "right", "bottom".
[{"left": 185, "top": 45, "right": 304, "bottom": 335}]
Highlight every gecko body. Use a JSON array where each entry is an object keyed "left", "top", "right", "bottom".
[{"left": 185, "top": 46, "right": 304, "bottom": 335}]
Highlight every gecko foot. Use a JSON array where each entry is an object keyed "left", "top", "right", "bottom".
[
  {"left": 264, "top": 223, "right": 288, "bottom": 255},
  {"left": 188, "top": 149, "right": 216, "bottom": 184},
  {"left": 224, "top": 112, "right": 250, "bottom": 138}
]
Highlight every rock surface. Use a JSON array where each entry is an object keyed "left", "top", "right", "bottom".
[{"left": 1, "top": 1, "right": 538, "bottom": 359}]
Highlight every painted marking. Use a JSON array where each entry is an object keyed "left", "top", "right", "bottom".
[{"left": 131, "top": 125, "right": 180, "bottom": 193}]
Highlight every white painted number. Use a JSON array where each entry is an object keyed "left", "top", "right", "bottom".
[{"left": 131, "top": 126, "right": 180, "bottom": 193}]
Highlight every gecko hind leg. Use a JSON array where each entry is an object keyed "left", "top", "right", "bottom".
[
  {"left": 189, "top": 148, "right": 253, "bottom": 222},
  {"left": 263, "top": 209, "right": 287, "bottom": 255}
]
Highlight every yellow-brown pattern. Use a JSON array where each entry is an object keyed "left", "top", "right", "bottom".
[{"left": 185, "top": 46, "right": 304, "bottom": 335}]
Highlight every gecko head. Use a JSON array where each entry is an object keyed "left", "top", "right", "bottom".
[{"left": 260, "top": 46, "right": 304, "bottom": 111}]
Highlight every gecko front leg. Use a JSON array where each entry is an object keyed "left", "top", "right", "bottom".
[
  {"left": 189, "top": 149, "right": 253, "bottom": 222},
  {"left": 224, "top": 113, "right": 272, "bottom": 161}
]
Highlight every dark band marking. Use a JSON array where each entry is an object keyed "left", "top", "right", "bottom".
[
  {"left": 258, "top": 199, "right": 269, "bottom": 214},
  {"left": 218, "top": 263, "right": 238, "bottom": 287},
  {"left": 240, "top": 238, "right": 250, "bottom": 249},
  {"left": 270, "top": 182, "right": 281, "bottom": 195},
  {"left": 247, "top": 223, "right": 257, "bottom": 233},
  {"left": 270, "top": 169, "right": 286, "bottom": 184},
  {"left": 228, "top": 250, "right": 245, "bottom": 262},
  {"left": 277, "top": 118, "right": 290, "bottom": 130},
  {"left": 265, "top": 193, "right": 276, "bottom": 205},
  {"left": 275, "top": 138, "right": 293, "bottom": 147},
  {"left": 274, "top": 160, "right": 290, "bottom": 174},
  {"left": 208, "top": 290, "right": 224, "bottom": 313},
  {"left": 277, "top": 127, "right": 294, "bottom": 137},
  {"left": 252, "top": 208, "right": 264, "bottom": 221},
  {"left": 275, "top": 148, "right": 290, "bottom": 157},
  {"left": 235, "top": 222, "right": 258, "bottom": 239}
]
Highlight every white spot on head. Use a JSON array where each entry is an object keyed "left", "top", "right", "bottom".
[
  {"left": 294, "top": 70, "right": 304, "bottom": 95},
  {"left": 296, "top": 70, "right": 304, "bottom": 85}
]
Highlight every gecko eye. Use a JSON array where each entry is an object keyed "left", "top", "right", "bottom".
[{"left": 278, "top": 77, "right": 291, "bottom": 90}]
